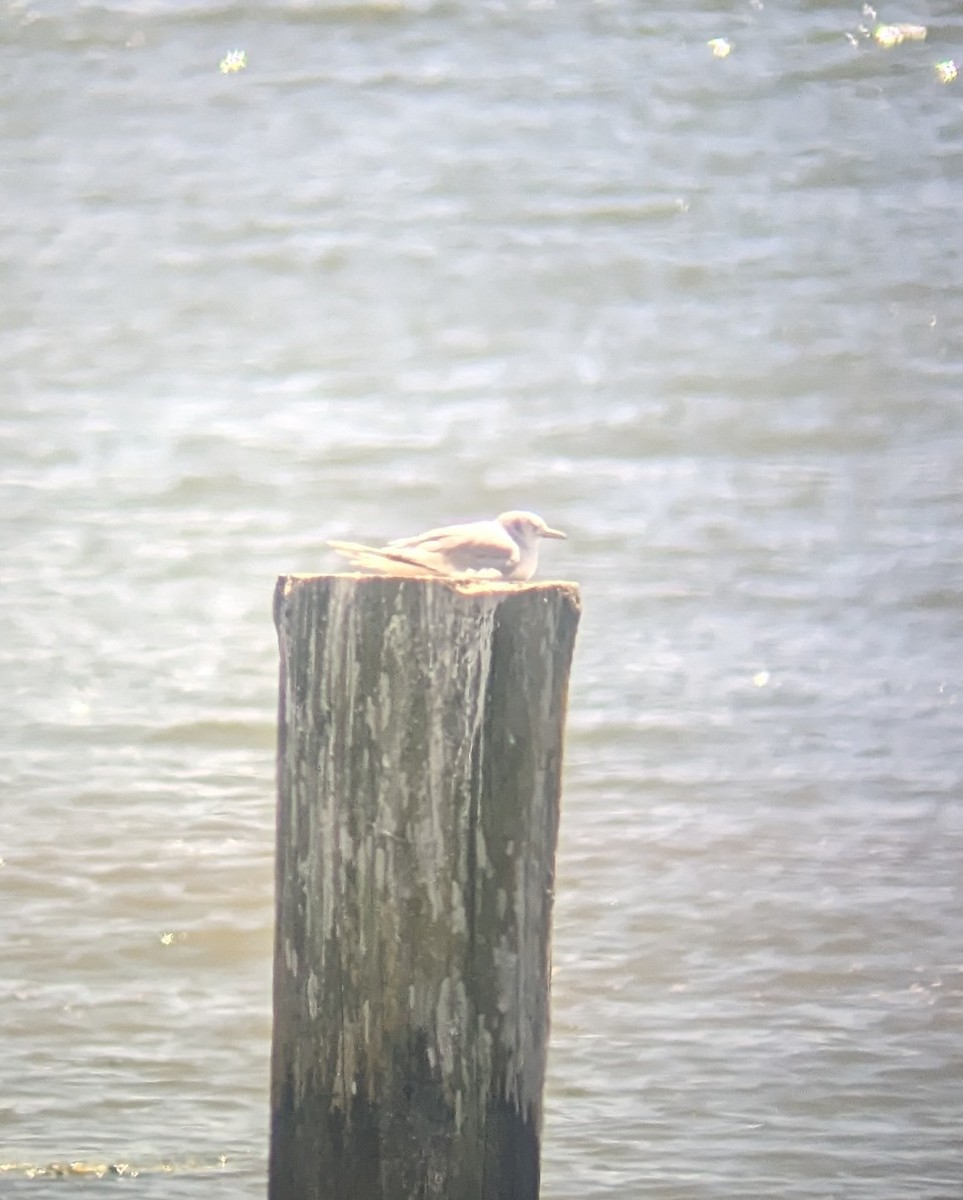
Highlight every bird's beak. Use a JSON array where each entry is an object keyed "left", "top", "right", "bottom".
[{"left": 543, "top": 526, "right": 567, "bottom": 540}]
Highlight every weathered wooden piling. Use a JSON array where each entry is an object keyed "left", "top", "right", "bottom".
[{"left": 269, "top": 574, "right": 580, "bottom": 1200}]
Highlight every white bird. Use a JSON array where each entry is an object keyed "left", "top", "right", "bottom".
[{"left": 328, "top": 510, "right": 566, "bottom": 581}]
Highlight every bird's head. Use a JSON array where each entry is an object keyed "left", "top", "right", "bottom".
[{"left": 498, "top": 511, "right": 567, "bottom": 546}]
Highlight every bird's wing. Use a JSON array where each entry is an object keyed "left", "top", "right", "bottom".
[
  {"left": 387, "top": 520, "right": 520, "bottom": 575},
  {"left": 327, "top": 541, "right": 448, "bottom": 577}
]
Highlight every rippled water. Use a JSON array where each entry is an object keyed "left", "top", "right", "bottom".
[{"left": 2, "top": 0, "right": 962, "bottom": 1196}]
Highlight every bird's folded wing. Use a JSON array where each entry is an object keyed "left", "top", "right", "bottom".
[
  {"left": 387, "top": 521, "right": 520, "bottom": 575},
  {"left": 327, "top": 541, "right": 447, "bottom": 577}
]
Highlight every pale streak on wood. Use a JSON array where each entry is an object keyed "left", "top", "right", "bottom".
[{"left": 270, "top": 574, "right": 581, "bottom": 1200}]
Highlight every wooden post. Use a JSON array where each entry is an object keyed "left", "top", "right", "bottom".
[{"left": 269, "top": 575, "right": 580, "bottom": 1200}]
